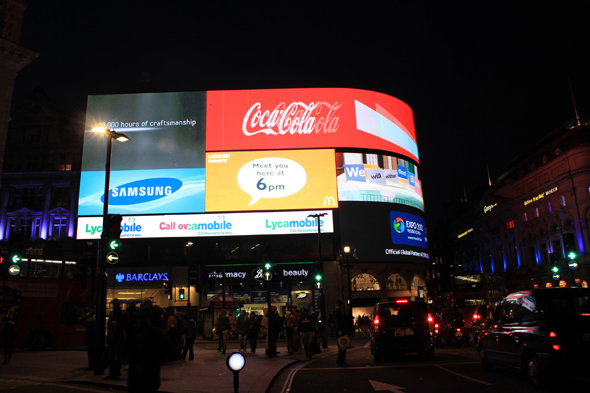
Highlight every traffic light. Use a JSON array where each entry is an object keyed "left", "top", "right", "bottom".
[
  {"left": 237, "top": 302, "right": 244, "bottom": 318},
  {"left": 188, "top": 263, "right": 199, "bottom": 286},
  {"left": 11, "top": 253, "right": 22, "bottom": 264},
  {"left": 549, "top": 253, "right": 560, "bottom": 274},
  {"left": 104, "top": 214, "right": 123, "bottom": 250},
  {"left": 178, "top": 288, "right": 185, "bottom": 300},
  {"left": 163, "top": 280, "right": 173, "bottom": 299},
  {"left": 564, "top": 233, "right": 577, "bottom": 260},
  {"left": 263, "top": 262, "right": 274, "bottom": 281},
  {"left": 314, "top": 272, "right": 323, "bottom": 282}
]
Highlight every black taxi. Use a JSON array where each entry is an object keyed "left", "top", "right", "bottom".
[
  {"left": 369, "top": 300, "right": 434, "bottom": 362},
  {"left": 477, "top": 287, "right": 590, "bottom": 387}
]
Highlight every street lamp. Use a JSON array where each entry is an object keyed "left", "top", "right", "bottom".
[
  {"left": 339, "top": 246, "right": 358, "bottom": 336},
  {"left": 91, "top": 126, "right": 129, "bottom": 376},
  {"left": 307, "top": 212, "right": 328, "bottom": 348}
]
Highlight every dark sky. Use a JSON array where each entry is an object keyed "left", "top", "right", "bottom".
[{"left": 11, "top": 1, "right": 590, "bottom": 227}]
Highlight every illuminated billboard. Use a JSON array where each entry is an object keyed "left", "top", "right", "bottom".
[
  {"left": 79, "top": 92, "right": 206, "bottom": 216},
  {"left": 205, "top": 88, "right": 419, "bottom": 163},
  {"left": 77, "top": 210, "right": 334, "bottom": 239},
  {"left": 339, "top": 203, "right": 429, "bottom": 263},
  {"left": 336, "top": 152, "right": 423, "bottom": 211},
  {"left": 205, "top": 149, "right": 338, "bottom": 212}
]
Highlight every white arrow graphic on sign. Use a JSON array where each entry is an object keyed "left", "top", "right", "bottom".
[
  {"left": 106, "top": 252, "right": 119, "bottom": 264},
  {"left": 369, "top": 380, "right": 406, "bottom": 393}
]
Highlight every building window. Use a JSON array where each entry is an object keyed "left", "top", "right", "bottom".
[
  {"left": 351, "top": 273, "right": 381, "bottom": 291},
  {"left": 386, "top": 274, "right": 408, "bottom": 290},
  {"left": 560, "top": 195, "right": 566, "bottom": 207},
  {"left": 535, "top": 207, "right": 539, "bottom": 217},
  {"left": 51, "top": 216, "right": 68, "bottom": 240},
  {"left": 547, "top": 202, "right": 552, "bottom": 212},
  {"left": 540, "top": 242, "right": 548, "bottom": 264},
  {"left": 552, "top": 239, "right": 563, "bottom": 259}
]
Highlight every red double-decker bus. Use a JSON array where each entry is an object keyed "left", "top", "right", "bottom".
[
  {"left": 451, "top": 270, "right": 506, "bottom": 328},
  {"left": 1, "top": 256, "right": 93, "bottom": 350}
]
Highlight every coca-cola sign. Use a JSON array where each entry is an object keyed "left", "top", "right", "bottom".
[
  {"left": 206, "top": 88, "right": 420, "bottom": 164},
  {"left": 242, "top": 101, "right": 342, "bottom": 136}
]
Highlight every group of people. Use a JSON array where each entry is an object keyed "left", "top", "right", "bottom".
[
  {"left": 215, "top": 300, "right": 350, "bottom": 366},
  {"left": 354, "top": 314, "right": 373, "bottom": 333},
  {"left": 81, "top": 298, "right": 197, "bottom": 391}
]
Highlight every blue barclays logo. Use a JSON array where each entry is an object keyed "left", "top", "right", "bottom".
[{"left": 102, "top": 178, "right": 183, "bottom": 205}]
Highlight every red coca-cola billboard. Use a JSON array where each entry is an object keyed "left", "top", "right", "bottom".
[{"left": 205, "top": 88, "right": 419, "bottom": 163}]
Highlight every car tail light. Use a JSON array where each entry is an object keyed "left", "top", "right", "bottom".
[
  {"left": 428, "top": 314, "right": 434, "bottom": 323},
  {"left": 549, "top": 332, "right": 560, "bottom": 351},
  {"left": 396, "top": 299, "right": 408, "bottom": 303},
  {"left": 373, "top": 318, "right": 380, "bottom": 326},
  {"left": 473, "top": 314, "right": 481, "bottom": 321}
]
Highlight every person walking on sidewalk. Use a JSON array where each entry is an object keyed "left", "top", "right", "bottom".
[
  {"left": 268, "top": 306, "right": 281, "bottom": 356},
  {"left": 332, "top": 300, "right": 348, "bottom": 366},
  {"left": 236, "top": 311, "right": 249, "bottom": 352},
  {"left": 284, "top": 311, "right": 296, "bottom": 354},
  {"left": 247, "top": 312, "right": 259, "bottom": 353},
  {"left": 217, "top": 309, "right": 230, "bottom": 355},
  {"left": 180, "top": 315, "right": 197, "bottom": 360},
  {"left": 298, "top": 309, "right": 316, "bottom": 359},
  {"left": 1, "top": 306, "right": 19, "bottom": 365},
  {"left": 128, "top": 306, "right": 166, "bottom": 393},
  {"left": 80, "top": 303, "right": 95, "bottom": 371},
  {"left": 106, "top": 298, "right": 127, "bottom": 379}
]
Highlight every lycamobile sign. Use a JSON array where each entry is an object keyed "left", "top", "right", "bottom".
[{"left": 77, "top": 211, "right": 334, "bottom": 239}]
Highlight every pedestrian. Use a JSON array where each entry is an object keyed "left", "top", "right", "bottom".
[
  {"left": 165, "top": 307, "right": 181, "bottom": 361},
  {"left": 283, "top": 311, "right": 295, "bottom": 354},
  {"left": 128, "top": 306, "right": 166, "bottom": 393},
  {"left": 298, "top": 308, "right": 316, "bottom": 359},
  {"left": 217, "top": 309, "right": 230, "bottom": 355},
  {"left": 236, "top": 311, "right": 249, "bottom": 352},
  {"left": 106, "top": 298, "right": 127, "bottom": 379},
  {"left": 180, "top": 315, "right": 197, "bottom": 360},
  {"left": 247, "top": 312, "right": 259, "bottom": 353},
  {"left": 1, "top": 306, "right": 19, "bottom": 365},
  {"left": 332, "top": 300, "right": 348, "bottom": 366},
  {"left": 80, "top": 303, "right": 95, "bottom": 371},
  {"left": 268, "top": 306, "right": 281, "bottom": 355}
]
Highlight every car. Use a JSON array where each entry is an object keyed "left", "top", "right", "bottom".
[
  {"left": 477, "top": 287, "right": 590, "bottom": 387},
  {"left": 472, "top": 304, "right": 495, "bottom": 345},
  {"left": 369, "top": 300, "right": 434, "bottom": 362}
]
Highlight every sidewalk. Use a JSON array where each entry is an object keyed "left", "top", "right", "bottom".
[{"left": 0, "top": 341, "right": 338, "bottom": 393}]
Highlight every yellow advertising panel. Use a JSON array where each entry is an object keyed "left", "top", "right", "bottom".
[{"left": 205, "top": 149, "right": 338, "bottom": 212}]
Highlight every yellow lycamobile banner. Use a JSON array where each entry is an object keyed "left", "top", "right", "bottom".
[{"left": 205, "top": 149, "right": 338, "bottom": 212}]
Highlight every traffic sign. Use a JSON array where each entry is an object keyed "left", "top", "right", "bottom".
[
  {"left": 8, "top": 264, "right": 20, "bottom": 275},
  {"left": 106, "top": 252, "right": 119, "bottom": 264},
  {"left": 552, "top": 273, "right": 560, "bottom": 280},
  {"left": 263, "top": 271, "right": 273, "bottom": 281},
  {"left": 568, "top": 260, "right": 579, "bottom": 270},
  {"left": 315, "top": 281, "right": 323, "bottom": 289}
]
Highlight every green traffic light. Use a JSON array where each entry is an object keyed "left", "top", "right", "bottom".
[
  {"left": 109, "top": 239, "right": 121, "bottom": 250},
  {"left": 179, "top": 288, "right": 185, "bottom": 300},
  {"left": 315, "top": 274, "right": 323, "bottom": 282},
  {"left": 12, "top": 255, "right": 21, "bottom": 264},
  {"left": 551, "top": 265, "right": 559, "bottom": 273},
  {"left": 264, "top": 262, "right": 273, "bottom": 271},
  {"left": 567, "top": 251, "right": 577, "bottom": 260}
]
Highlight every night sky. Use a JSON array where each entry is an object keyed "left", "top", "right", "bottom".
[{"left": 11, "top": 1, "right": 590, "bottom": 227}]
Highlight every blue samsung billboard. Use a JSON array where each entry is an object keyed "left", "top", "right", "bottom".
[{"left": 79, "top": 91, "right": 206, "bottom": 216}]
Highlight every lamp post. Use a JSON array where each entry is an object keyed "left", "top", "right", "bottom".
[
  {"left": 91, "top": 126, "right": 129, "bottom": 376},
  {"left": 308, "top": 212, "right": 328, "bottom": 348},
  {"left": 186, "top": 242, "right": 193, "bottom": 319},
  {"left": 340, "top": 246, "right": 357, "bottom": 336}
]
